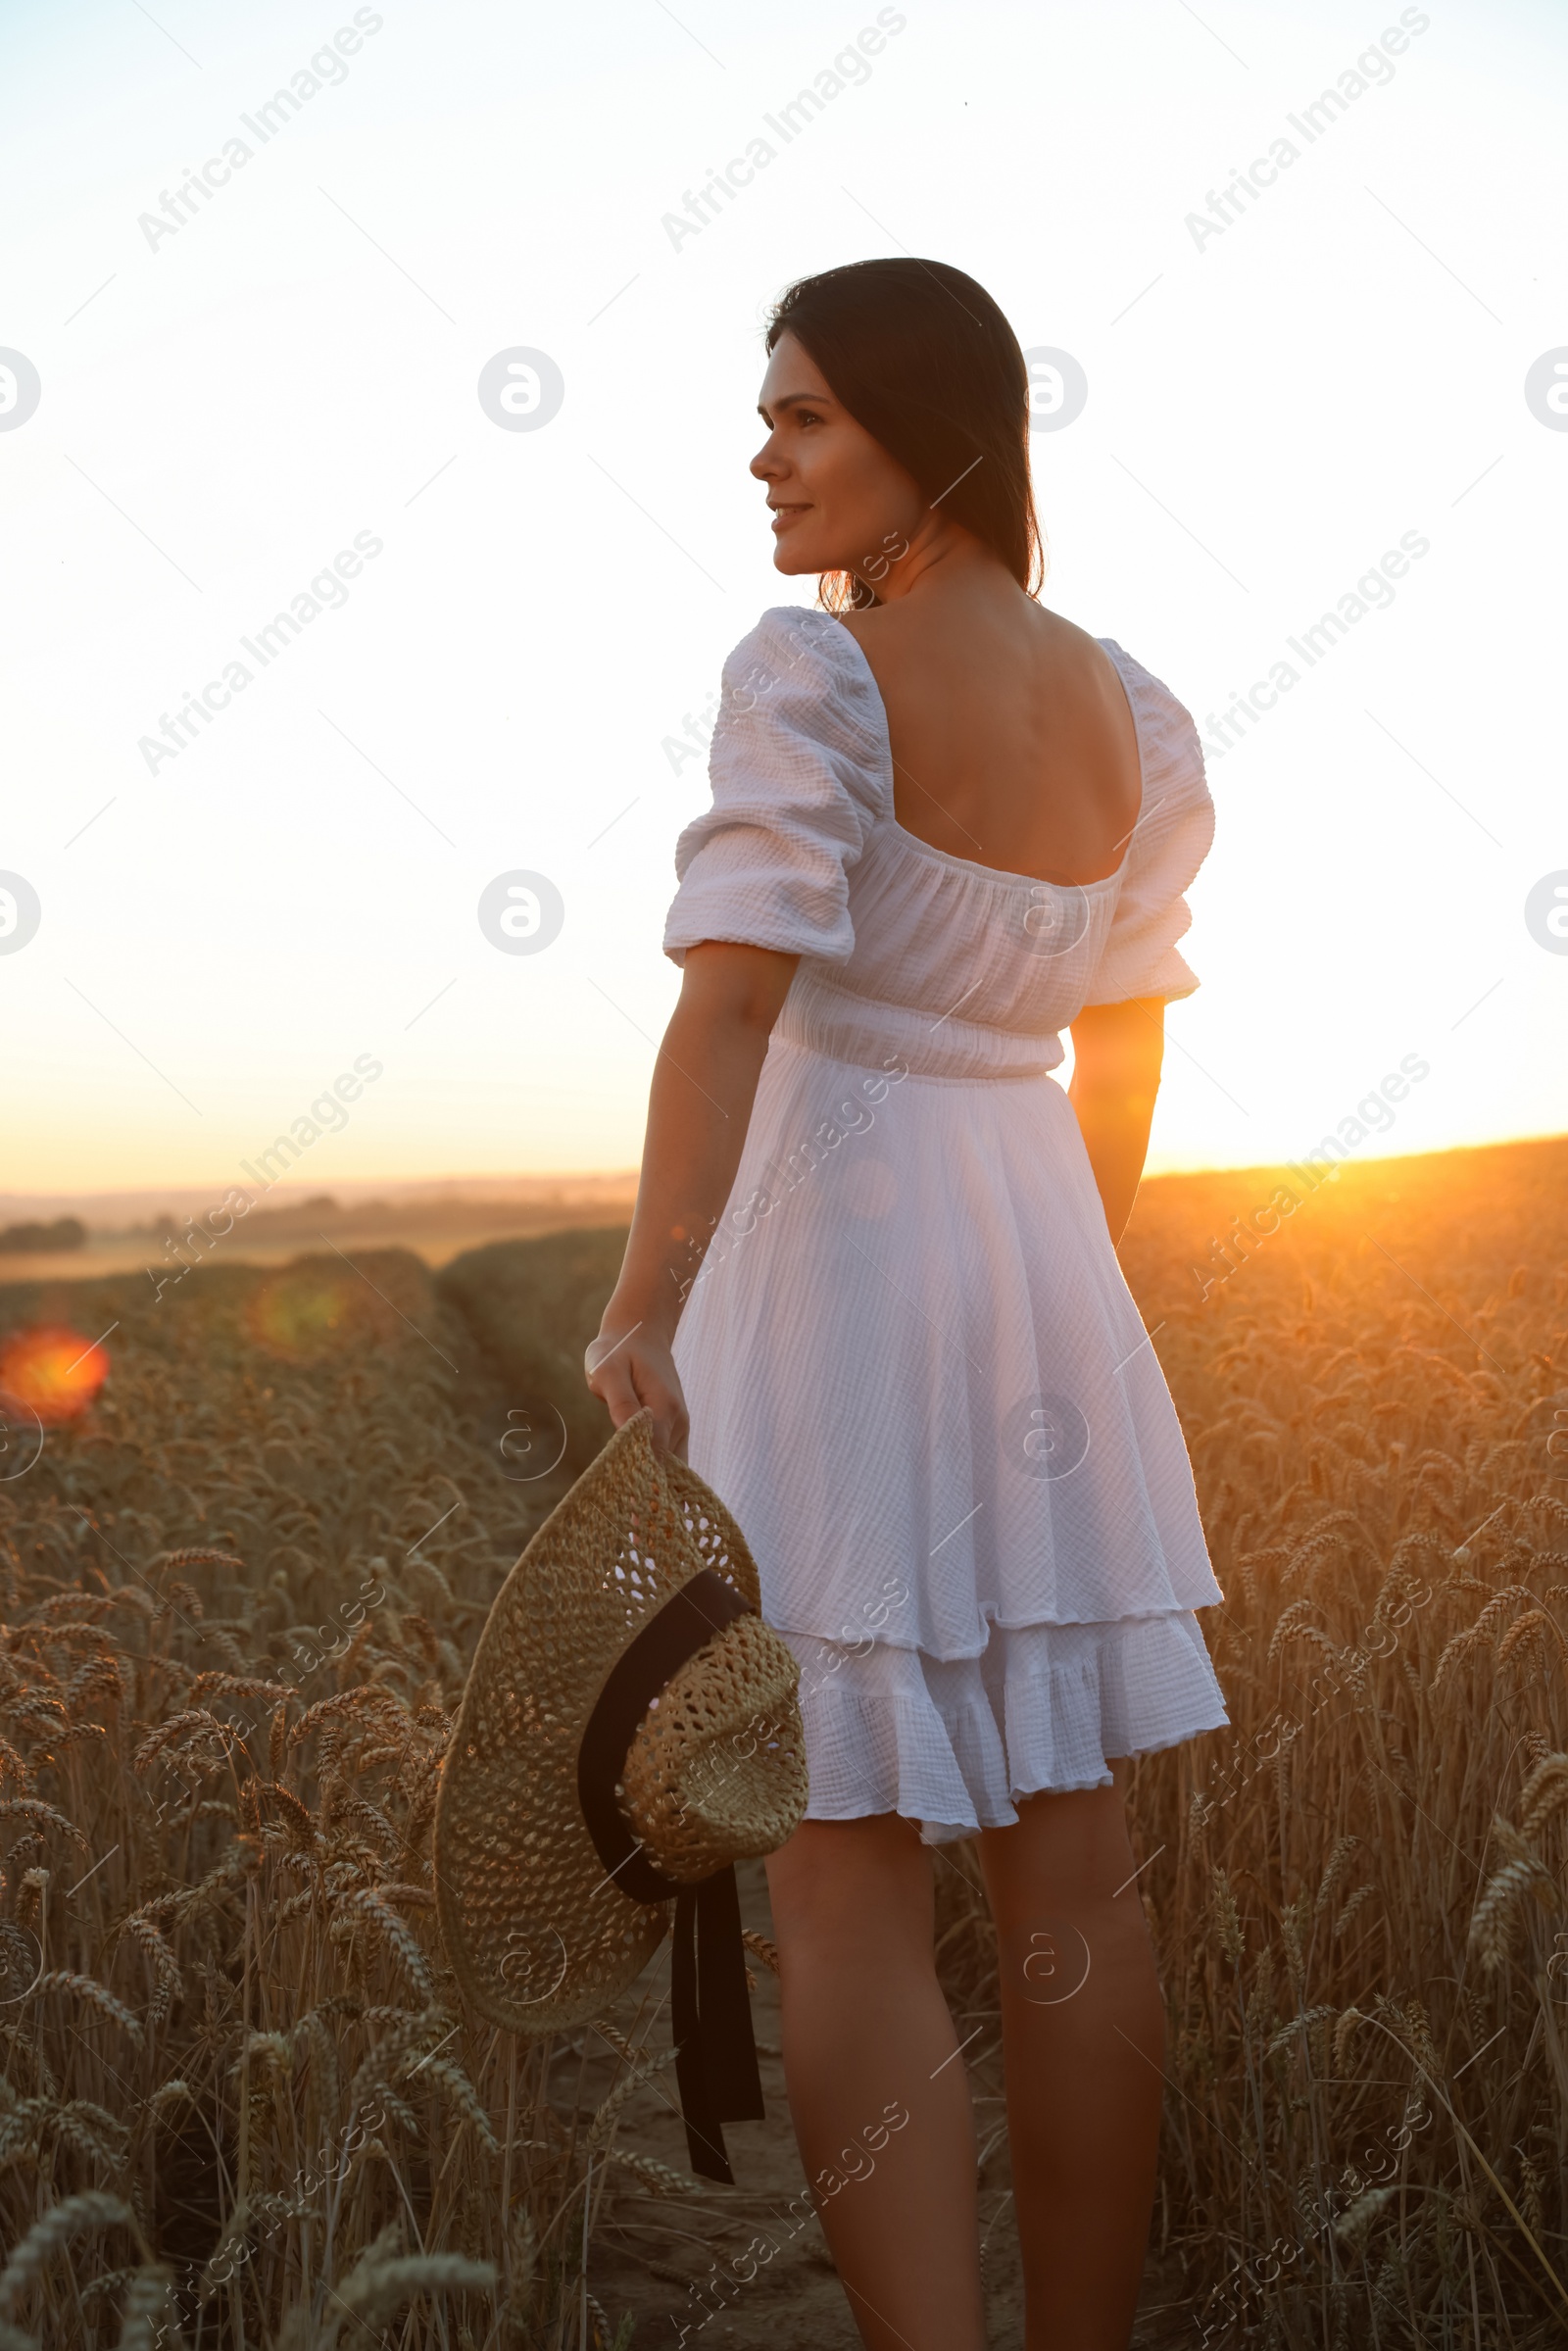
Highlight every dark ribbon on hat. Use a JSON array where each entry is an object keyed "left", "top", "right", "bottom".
[{"left": 576, "top": 1567, "right": 767, "bottom": 2183}]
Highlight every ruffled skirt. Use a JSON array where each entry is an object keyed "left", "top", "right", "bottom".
[
  {"left": 779, "top": 1610, "right": 1229, "bottom": 1843},
  {"left": 676, "top": 1033, "right": 1232, "bottom": 1841}
]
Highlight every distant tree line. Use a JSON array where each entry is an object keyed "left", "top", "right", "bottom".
[{"left": 0, "top": 1216, "right": 87, "bottom": 1254}]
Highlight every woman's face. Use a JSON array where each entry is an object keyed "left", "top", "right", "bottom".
[{"left": 751, "top": 330, "right": 926, "bottom": 587}]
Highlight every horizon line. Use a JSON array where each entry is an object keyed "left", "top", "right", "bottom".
[{"left": 4, "top": 1124, "right": 1565, "bottom": 1224}]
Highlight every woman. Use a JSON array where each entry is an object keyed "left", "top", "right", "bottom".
[{"left": 585, "top": 258, "right": 1230, "bottom": 2351}]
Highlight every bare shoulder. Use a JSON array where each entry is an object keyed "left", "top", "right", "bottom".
[
  {"left": 825, "top": 602, "right": 907, "bottom": 696},
  {"left": 843, "top": 595, "right": 1108, "bottom": 671},
  {"left": 838, "top": 596, "right": 1131, "bottom": 749},
  {"left": 829, "top": 606, "right": 878, "bottom": 656},
  {"left": 831, "top": 596, "right": 977, "bottom": 678},
  {"left": 1030, "top": 603, "right": 1127, "bottom": 695}
]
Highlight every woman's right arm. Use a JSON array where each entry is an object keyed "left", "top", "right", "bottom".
[{"left": 585, "top": 939, "right": 799, "bottom": 1454}]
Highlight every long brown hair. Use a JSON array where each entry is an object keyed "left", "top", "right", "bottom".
[{"left": 764, "top": 258, "right": 1047, "bottom": 612}]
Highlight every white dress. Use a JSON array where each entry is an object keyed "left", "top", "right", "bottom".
[{"left": 663, "top": 605, "right": 1230, "bottom": 1843}]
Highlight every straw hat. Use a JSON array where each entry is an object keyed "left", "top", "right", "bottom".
[{"left": 434, "top": 1407, "right": 808, "bottom": 2179}]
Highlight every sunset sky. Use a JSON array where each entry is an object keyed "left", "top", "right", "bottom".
[{"left": 2, "top": 0, "right": 1564, "bottom": 1204}]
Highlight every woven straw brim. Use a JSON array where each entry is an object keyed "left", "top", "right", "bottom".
[{"left": 434, "top": 1409, "right": 802, "bottom": 2034}]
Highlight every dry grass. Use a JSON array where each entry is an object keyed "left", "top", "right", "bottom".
[
  {"left": 2, "top": 1135, "right": 1567, "bottom": 2347},
  {"left": 1135, "top": 1136, "right": 1568, "bottom": 2346},
  {"left": 939, "top": 1134, "right": 1568, "bottom": 2345},
  {"left": 0, "top": 1252, "right": 655, "bottom": 2349}
]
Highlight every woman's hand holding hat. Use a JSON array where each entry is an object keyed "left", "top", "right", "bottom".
[
  {"left": 585, "top": 1316, "right": 689, "bottom": 1460},
  {"left": 432, "top": 1409, "right": 808, "bottom": 2182}
]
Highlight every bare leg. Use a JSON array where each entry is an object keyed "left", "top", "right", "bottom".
[
  {"left": 763, "top": 1813, "right": 988, "bottom": 2351},
  {"left": 976, "top": 1763, "right": 1166, "bottom": 2350}
]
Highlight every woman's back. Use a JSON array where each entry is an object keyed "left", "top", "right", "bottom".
[
  {"left": 666, "top": 603, "right": 1213, "bottom": 1086},
  {"left": 837, "top": 593, "right": 1145, "bottom": 891}
]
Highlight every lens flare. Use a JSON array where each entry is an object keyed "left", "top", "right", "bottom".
[
  {"left": 244, "top": 1269, "right": 367, "bottom": 1362},
  {"left": 0, "top": 1324, "right": 111, "bottom": 1425}
]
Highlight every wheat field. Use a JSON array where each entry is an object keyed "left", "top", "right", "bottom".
[{"left": 1, "top": 1135, "right": 1565, "bottom": 2348}]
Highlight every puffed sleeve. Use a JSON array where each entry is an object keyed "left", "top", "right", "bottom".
[
  {"left": 1084, "top": 644, "right": 1215, "bottom": 1005},
  {"left": 662, "top": 606, "right": 890, "bottom": 967}
]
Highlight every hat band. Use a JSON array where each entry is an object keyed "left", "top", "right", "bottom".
[
  {"left": 576, "top": 1566, "right": 766, "bottom": 2182},
  {"left": 576, "top": 1566, "right": 752, "bottom": 1903}
]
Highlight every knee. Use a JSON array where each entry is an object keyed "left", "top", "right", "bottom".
[
  {"left": 766, "top": 1818, "right": 933, "bottom": 1973},
  {"left": 992, "top": 1895, "right": 1154, "bottom": 2011},
  {"left": 769, "top": 1879, "right": 921, "bottom": 1977}
]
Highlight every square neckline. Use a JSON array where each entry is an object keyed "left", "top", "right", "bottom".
[{"left": 822, "top": 612, "right": 1147, "bottom": 896}]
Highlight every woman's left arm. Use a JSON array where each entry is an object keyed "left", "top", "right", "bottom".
[
  {"left": 1065, "top": 997, "right": 1166, "bottom": 1248},
  {"left": 586, "top": 940, "right": 800, "bottom": 1454}
]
